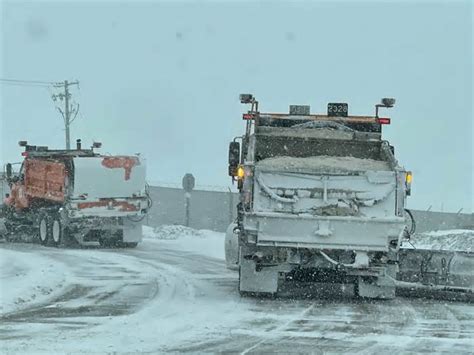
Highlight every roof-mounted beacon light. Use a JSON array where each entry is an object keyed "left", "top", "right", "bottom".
[
  {"left": 239, "top": 94, "right": 254, "bottom": 104},
  {"left": 239, "top": 93, "right": 259, "bottom": 114},
  {"left": 375, "top": 97, "right": 396, "bottom": 118},
  {"left": 381, "top": 98, "right": 396, "bottom": 107},
  {"left": 92, "top": 142, "right": 102, "bottom": 149},
  {"left": 18, "top": 141, "right": 28, "bottom": 147}
]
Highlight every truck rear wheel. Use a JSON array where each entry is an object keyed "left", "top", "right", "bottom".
[
  {"left": 119, "top": 242, "right": 138, "bottom": 248},
  {"left": 38, "top": 214, "right": 50, "bottom": 246},
  {"left": 51, "top": 216, "right": 63, "bottom": 247},
  {"left": 355, "top": 276, "right": 396, "bottom": 299}
]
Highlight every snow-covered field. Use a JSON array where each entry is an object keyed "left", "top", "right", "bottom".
[{"left": 1, "top": 225, "right": 473, "bottom": 353}]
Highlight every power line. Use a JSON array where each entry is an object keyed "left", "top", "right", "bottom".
[
  {"left": 0, "top": 82, "right": 52, "bottom": 88},
  {"left": 1, "top": 77, "right": 82, "bottom": 150},
  {"left": 0, "top": 78, "right": 57, "bottom": 85}
]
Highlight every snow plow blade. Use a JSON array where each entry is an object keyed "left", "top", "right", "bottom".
[{"left": 397, "top": 248, "right": 474, "bottom": 302}]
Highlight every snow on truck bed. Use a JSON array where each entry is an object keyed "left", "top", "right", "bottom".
[{"left": 256, "top": 155, "right": 391, "bottom": 173}]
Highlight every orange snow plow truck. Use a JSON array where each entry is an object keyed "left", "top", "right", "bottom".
[{"left": 2, "top": 140, "right": 151, "bottom": 247}]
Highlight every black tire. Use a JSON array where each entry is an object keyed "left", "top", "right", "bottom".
[
  {"left": 121, "top": 242, "right": 138, "bottom": 248},
  {"left": 50, "top": 215, "right": 64, "bottom": 247},
  {"left": 62, "top": 228, "right": 78, "bottom": 247},
  {"left": 99, "top": 237, "right": 116, "bottom": 248},
  {"left": 38, "top": 213, "right": 50, "bottom": 246},
  {"left": 3, "top": 221, "right": 14, "bottom": 242}
]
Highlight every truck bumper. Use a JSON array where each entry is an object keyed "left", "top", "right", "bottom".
[
  {"left": 243, "top": 212, "right": 405, "bottom": 251},
  {"left": 65, "top": 215, "right": 143, "bottom": 244},
  {"left": 239, "top": 251, "right": 397, "bottom": 298}
]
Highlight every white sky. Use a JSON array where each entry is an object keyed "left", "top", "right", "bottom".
[{"left": 0, "top": 0, "right": 472, "bottom": 213}]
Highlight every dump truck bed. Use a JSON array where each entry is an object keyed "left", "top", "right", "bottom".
[{"left": 247, "top": 140, "right": 405, "bottom": 251}]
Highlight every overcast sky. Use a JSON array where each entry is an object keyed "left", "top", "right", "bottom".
[{"left": 0, "top": 0, "right": 472, "bottom": 213}]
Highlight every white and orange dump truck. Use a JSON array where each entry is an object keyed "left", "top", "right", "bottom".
[{"left": 2, "top": 140, "right": 150, "bottom": 247}]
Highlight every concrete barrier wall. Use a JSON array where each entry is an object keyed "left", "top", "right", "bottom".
[
  {"left": 147, "top": 186, "right": 237, "bottom": 232},
  {"left": 147, "top": 185, "right": 473, "bottom": 233}
]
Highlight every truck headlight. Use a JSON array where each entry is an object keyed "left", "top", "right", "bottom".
[
  {"left": 405, "top": 171, "right": 412, "bottom": 196},
  {"left": 236, "top": 165, "right": 245, "bottom": 180}
]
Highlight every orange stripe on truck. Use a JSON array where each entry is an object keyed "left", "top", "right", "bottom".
[
  {"left": 77, "top": 200, "right": 139, "bottom": 212},
  {"left": 101, "top": 156, "right": 139, "bottom": 180}
]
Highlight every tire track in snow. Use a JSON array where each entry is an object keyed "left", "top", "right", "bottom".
[
  {"left": 352, "top": 298, "right": 424, "bottom": 354},
  {"left": 0, "top": 246, "right": 161, "bottom": 325},
  {"left": 240, "top": 302, "right": 316, "bottom": 355}
]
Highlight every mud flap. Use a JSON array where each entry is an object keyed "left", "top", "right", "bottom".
[
  {"left": 357, "top": 275, "right": 396, "bottom": 299},
  {"left": 122, "top": 219, "right": 142, "bottom": 243},
  {"left": 239, "top": 256, "right": 279, "bottom": 294}
]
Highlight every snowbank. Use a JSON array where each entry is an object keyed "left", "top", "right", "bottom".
[
  {"left": 256, "top": 155, "right": 390, "bottom": 173},
  {"left": 143, "top": 225, "right": 225, "bottom": 260},
  {"left": 143, "top": 224, "right": 202, "bottom": 240},
  {"left": 0, "top": 248, "right": 69, "bottom": 314},
  {"left": 402, "top": 229, "right": 474, "bottom": 253}
]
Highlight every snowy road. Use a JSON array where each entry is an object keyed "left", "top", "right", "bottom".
[{"left": 1, "top": 228, "right": 473, "bottom": 354}]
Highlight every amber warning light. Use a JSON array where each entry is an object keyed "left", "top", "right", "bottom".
[{"left": 236, "top": 165, "right": 245, "bottom": 179}]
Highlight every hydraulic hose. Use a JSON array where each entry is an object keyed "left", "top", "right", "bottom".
[
  {"left": 256, "top": 174, "right": 298, "bottom": 204},
  {"left": 404, "top": 208, "right": 416, "bottom": 235},
  {"left": 319, "top": 251, "right": 353, "bottom": 268}
]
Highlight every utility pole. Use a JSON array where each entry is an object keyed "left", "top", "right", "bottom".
[{"left": 52, "top": 80, "right": 80, "bottom": 149}]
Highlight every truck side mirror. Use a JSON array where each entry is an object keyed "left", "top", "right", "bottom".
[
  {"left": 5, "top": 163, "right": 12, "bottom": 179},
  {"left": 228, "top": 142, "right": 241, "bottom": 176}
]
